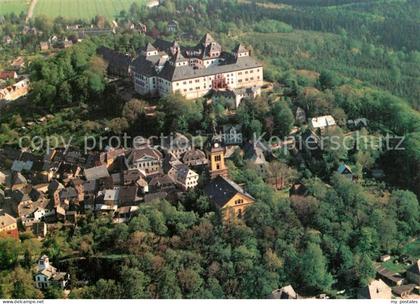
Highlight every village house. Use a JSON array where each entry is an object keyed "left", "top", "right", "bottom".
[
  {"left": 0, "top": 70, "right": 18, "bottom": 80},
  {"left": 161, "top": 133, "right": 192, "bottom": 159},
  {"left": 376, "top": 265, "right": 404, "bottom": 286},
  {"left": 167, "top": 163, "right": 199, "bottom": 190},
  {"left": 309, "top": 115, "right": 336, "bottom": 133},
  {"left": 182, "top": 149, "right": 208, "bottom": 168},
  {"left": 34, "top": 255, "right": 69, "bottom": 289},
  {"left": 0, "top": 212, "right": 19, "bottom": 239},
  {"left": 131, "top": 33, "right": 263, "bottom": 100},
  {"left": 149, "top": 174, "right": 176, "bottom": 193},
  {"left": 0, "top": 170, "right": 7, "bottom": 185},
  {"left": 205, "top": 175, "right": 255, "bottom": 222},
  {"left": 10, "top": 57, "right": 25, "bottom": 70},
  {"left": 337, "top": 163, "right": 354, "bottom": 180},
  {"left": 0, "top": 78, "right": 30, "bottom": 101},
  {"left": 40, "top": 41, "right": 49, "bottom": 51},
  {"left": 126, "top": 148, "right": 163, "bottom": 176},
  {"left": 115, "top": 206, "right": 139, "bottom": 223},
  {"left": 270, "top": 285, "right": 300, "bottom": 299},
  {"left": 243, "top": 140, "right": 269, "bottom": 176},
  {"left": 84, "top": 165, "right": 110, "bottom": 181},
  {"left": 295, "top": 107, "right": 307, "bottom": 124},
  {"left": 3, "top": 35, "right": 12, "bottom": 45},
  {"left": 167, "top": 20, "right": 178, "bottom": 32},
  {"left": 358, "top": 279, "right": 392, "bottom": 299},
  {"left": 31, "top": 221, "right": 48, "bottom": 238},
  {"left": 289, "top": 182, "right": 309, "bottom": 198}
]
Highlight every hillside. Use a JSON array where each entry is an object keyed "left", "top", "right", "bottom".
[
  {"left": 0, "top": 0, "right": 148, "bottom": 19},
  {"left": 0, "top": 0, "right": 29, "bottom": 16}
]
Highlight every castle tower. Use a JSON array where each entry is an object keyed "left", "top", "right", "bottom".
[{"left": 209, "top": 137, "right": 228, "bottom": 179}]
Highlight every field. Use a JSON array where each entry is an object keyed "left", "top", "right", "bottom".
[
  {"left": 0, "top": 0, "right": 29, "bottom": 16},
  {"left": 33, "top": 0, "right": 146, "bottom": 20}
]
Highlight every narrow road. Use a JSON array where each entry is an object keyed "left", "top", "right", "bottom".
[{"left": 26, "top": 0, "right": 39, "bottom": 23}]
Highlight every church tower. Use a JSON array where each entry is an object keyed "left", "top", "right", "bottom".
[{"left": 209, "top": 137, "right": 228, "bottom": 179}]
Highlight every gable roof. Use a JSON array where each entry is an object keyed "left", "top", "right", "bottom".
[
  {"left": 204, "top": 175, "right": 254, "bottom": 208},
  {"left": 0, "top": 212, "right": 16, "bottom": 229},
  {"left": 233, "top": 43, "right": 248, "bottom": 54},
  {"left": 129, "top": 148, "right": 162, "bottom": 163},
  {"left": 200, "top": 33, "right": 215, "bottom": 46},
  {"left": 144, "top": 42, "right": 157, "bottom": 53},
  {"left": 359, "top": 279, "right": 392, "bottom": 299},
  {"left": 84, "top": 165, "right": 110, "bottom": 181},
  {"left": 337, "top": 164, "right": 352, "bottom": 175}
]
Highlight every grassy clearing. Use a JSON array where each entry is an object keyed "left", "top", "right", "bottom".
[
  {"left": 33, "top": 0, "right": 146, "bottom": 20},
  {"left": 0, "top": 0, "right": 29, "bottom": 16}
]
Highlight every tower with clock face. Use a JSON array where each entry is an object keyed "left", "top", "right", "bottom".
[{"left": 209, "top": 138, "right": 228, "bottom": 179}]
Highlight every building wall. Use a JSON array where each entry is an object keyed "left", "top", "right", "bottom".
[
  {"left": 0, "top": 223, "right": 19, "bottom": 239},
  {"left": 133, "top": 66, "right": 263, "bottom": 100},
  {"left": 170, "top": 67, "right": 263, "bottom": 100},
  {"left": 221, "top": 192, "right": 254, "bottom": 223}
]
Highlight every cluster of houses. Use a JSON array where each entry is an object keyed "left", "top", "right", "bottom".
[
  {"left": 0, "top": 65, "right": 29, "bottom": 103},
  {"left": 269, "top": 259, "right": 420, "bottom": 299},
  {"left": 0, "top": 133, "right": 265, "bottom": 242}
]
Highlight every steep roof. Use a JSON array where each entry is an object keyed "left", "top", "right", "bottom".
[
  {"left": 204, "top": 175, "right": 254, "bottom": 208},
  {"left": 233, "top": 43, "right": 248, "bottom": 54},
  {"left": 84, "top": 165, "right": 110, "bottom": 181},
  {"left": 144, "top": 42, "right": 157, "bottom": 52},
  {"left": 158, "top": 54, "right": 261, "bottom": 81},
  {"left": 0, "top": 212, "right": 16, "bottom": 229},
  {"left": 200, "top": 33, "right": 215, "bottom": 46},
  {"left": 129, "top": 148, "right": 162, "bottom": 162},
  {"left": 359, "top": 279, "right": 392, "bottom": 299}
]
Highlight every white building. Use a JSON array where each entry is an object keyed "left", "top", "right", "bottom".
[
  {"left": 168, "top": 163, "right": 199, "bottom": 190},
  {"left": 126, "top": 148, "right": 163, "bottom": 176},
  {"left": 309, "top": 115, "right": 336, "bottom": 130},
  {"left": 34, "top": 255, "right": 69, "bottom": 289},
  {"left": 131, "top": 33, "right": 263, "bottom": 100}
]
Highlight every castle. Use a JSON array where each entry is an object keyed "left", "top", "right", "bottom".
[{"left": 131, "top": 33, "right": 263, "bottom": 99}]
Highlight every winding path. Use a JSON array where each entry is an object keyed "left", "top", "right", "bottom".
[{"left": 26, "top": 0, "right": 39, "bottom": 23}]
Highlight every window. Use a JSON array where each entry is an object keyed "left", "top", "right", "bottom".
[
  {"left": 238, "top": 209, "right": 242, "bottom": 219},
  {"left": 215, "top": 155, "right": 221, "bottom": 162},
  {"left": 235, "top": 199, "right": 243, "bottom": 205}
]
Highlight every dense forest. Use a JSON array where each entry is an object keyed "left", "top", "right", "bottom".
[{"left": 0, "top": 0, "right": 419, "bottom": 299}]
